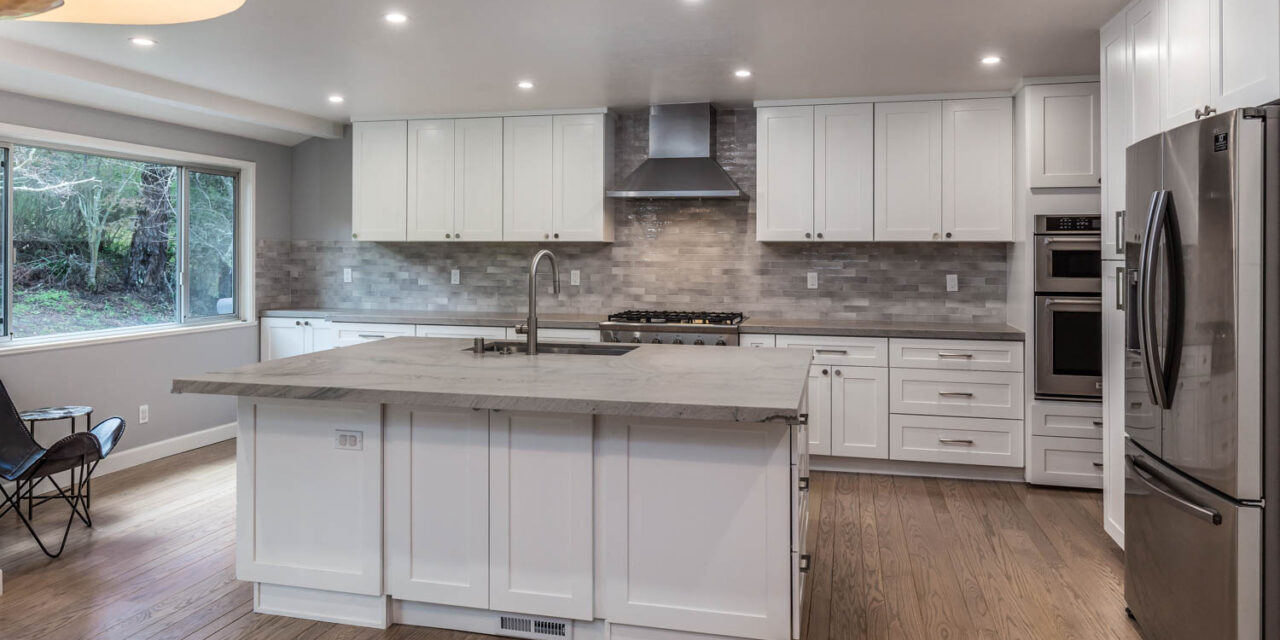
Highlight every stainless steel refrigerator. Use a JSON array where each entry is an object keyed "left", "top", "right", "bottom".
[{"left": 1123, "top": 107, "right": 1279, "bottom": 640}]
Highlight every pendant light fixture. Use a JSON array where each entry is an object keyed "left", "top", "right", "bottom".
[{"left": 5, "top": 0, "right": 245, "bottom": 24}]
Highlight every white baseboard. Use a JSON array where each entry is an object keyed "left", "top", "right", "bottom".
[
  {"left": 94, "top": 421, "right": 236, "bottom": 478},
  {"left": 393, "top": 599, "right": 606, "bottom": 640},
  {"left": 810, "top": 455, "right": 1026, "bottom": 483}
]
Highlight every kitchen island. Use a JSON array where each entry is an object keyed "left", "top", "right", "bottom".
[{"left": 172, "top": 337, "right": 813, "bottom": 640}]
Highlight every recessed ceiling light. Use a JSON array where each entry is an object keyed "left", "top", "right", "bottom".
[
  {"left": 981, "top": 55, "right": 1002, "bottom": 65},
  {"left": 384, "top": 12, "right": 407, "bottom": 24},
  {"left": 130, "top": 37, "right": 156, "bottom": 47},
  {"left": 517, "top": 80, "right": 535, "bottom": 90},
  {"left": 734, "top": 69, "right": 753, "bottom": 78},
  {"left": 328, "top": 95, "right": 345, "bottom": 104}
]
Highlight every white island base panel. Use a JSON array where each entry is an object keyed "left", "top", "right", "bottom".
[{"left": 236, "top": 398, "right": 808, "bottom": 640}]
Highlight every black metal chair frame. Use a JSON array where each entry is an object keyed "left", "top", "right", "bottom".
[{"left": 0, "top": 452, "right": 99, "bottom": 558}]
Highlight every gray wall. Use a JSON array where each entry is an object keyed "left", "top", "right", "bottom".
[
  {"left": 0, "top": 90, "right": 293, "bottom": 452},
  {"left": 291, "top": 125, "right": 352, "bottom": 241}
]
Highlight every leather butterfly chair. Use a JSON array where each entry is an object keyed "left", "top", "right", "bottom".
[{"left": 0, "top": 381, "right": 125, "bottom": 558}]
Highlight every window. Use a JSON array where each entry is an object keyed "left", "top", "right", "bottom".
[{"left": 0, "top": 142, "right": 240, "bottom": 341}]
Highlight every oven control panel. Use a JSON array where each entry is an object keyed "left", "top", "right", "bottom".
[{"left": 1035, "top": 214, "right": 1102, "bottom": 235}]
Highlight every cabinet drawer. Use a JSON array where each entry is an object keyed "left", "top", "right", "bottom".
[
  {"left": 416, "top": 324, "right": 508, "bottom": 339},
  {"left": 1027, "top": 436, "right": 1103, "bottom": 489},
  {"left": 333, "top": 322, "right": 416, "bottom": 346},
  {"left": 889, "top": 338, "right": 1023, "bottom": 372},
  {"left": 504, "top": 327, "right": 601, "bottom": 343},
  {"left": 890, "top": 369, "right": 1023, "bottom": 420},
  {"left": 1031, "top": 400, "right": 1102, "bottom": 438},
  {"left": 741, "top": 334, "right": 777, "bottom": 349},
  {"left": 775, "top": 335, "right": 887, "bottom": 366},
  {"left": 889, "top": 414, "right": 1024, "bottom": 467}
]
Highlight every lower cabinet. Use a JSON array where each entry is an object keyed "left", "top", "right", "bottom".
[
  {"left": 1027, "top": 400, "right": 1104, "bottom": 489},
  {"left": 889, "top": 414, "right": 1025, "bottom": 467},
  {"left": 830, "top": 366, "right": 889, "bottom": 459},
  {"left": 260, "top": 317, "right": 335, "bottom": 360},
  {"left": 333, "top": 322, "right": 417, "bottom": 347},
  {"left": 416, "top": 324, "right": 508, "bottom": 339},
  {"left": 503, "top": 327, "right": 601, "bottom": 343}
]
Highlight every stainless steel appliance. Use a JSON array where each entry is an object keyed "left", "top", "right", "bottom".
[
  {"left": 1122, "top": 107, "right": 1279, "bottom": 640},
  {"left": 1034, "top": 214, "right": 1103, "bottom": 399},
  {"left": 600, "top": 310, "right": 743, "bottom": 346}
]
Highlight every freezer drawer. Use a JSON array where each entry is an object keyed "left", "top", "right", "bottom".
[{"left": 1124, "top": 439, "right": 1262, "bottom": 640}]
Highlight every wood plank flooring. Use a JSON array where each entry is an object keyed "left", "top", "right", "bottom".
[{"left": 0, "top": 441, "right": 1141, "bottom": 639}]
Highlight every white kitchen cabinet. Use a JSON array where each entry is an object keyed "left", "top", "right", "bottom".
[
  {"left": 332, "top": 322, "right": 416, "bottom": 347},
  {"left": 874, "top": 100, "right": 943, "bottom": 240},
  {"left": 830, "top": 366, "right": 889, "bottom": 459},
  {"left": 407, "top": 118, "right": 504, "bottom": 242},
  {"left": 1031, "top": 400, "right": 1104, "bottom": 439},
  {"left": 504, "top": 114, "right": 613, "bottom": 243},
  {"left": 941, "top": 98, "right": 1013, "bottom": 241},
  {"left": 1025, "top": 83, "right": 1102, "bottom": 188},
  {"left": 385, "top": 406, "right": 490, "bottom": 608},
  {"left": 889, "top": 368, "right": 1024, "bottom": 420},
  {"left": 1128, "top": 0, "right": 1163, "bottom": 143},
  {"left": 1102, "top": 262, "right": 1127, "bottom": 545},
  {"left": 503, "top": 327, "right": 601, "bottom": 343},
  {"left": 806, "top": 364, "right": 833, "bottom": 455},
  {"left": 415, "top": 324, "right": 509, "bottom": 340},
  {"left": 1028, "top": 436, "right": 1104, "bottom": 489},
  {"left": 774, "top": 335, "right": 888, "bottom": 367},
  {"left": 1161, "top": 0, "right": 1213, "bottom": 131},
  {"left": 351, "top": 121, "right": 408, "bottom": 241},
  {"left": 260, "top": 317, "right": 335, "bottom": 361},
  {"left": 1210, "top": 0, "right": 1280, "bottom": 113},
  {"left": 740, "top": 334, "right": 777, "bottom": 349},
  {"left": 489, "top": 411, "right": 594, "bottom": 620},
  {"left": 889, "top": 414, "right": 1024, "bottom": 467},
  {"left": 814, "top": 103, "right": 875, "bottom": 241},
  {"left": 1102, "top": 12, "right": 1132, "bottom": 261},
  {"left": 888, "top": 338, "right": 1023, "bottom": 372},
  {"left": 756, "top": 106, "right": 816, "bottom": 242}
]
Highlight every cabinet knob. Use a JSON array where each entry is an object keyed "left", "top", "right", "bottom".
[
  {"left": 821, "top": 369, "right": 829, "bottom": 376},
  {"left": 816, "top": 232, "right": 824, "bottom": 239},
  {"left": 455, "top": 233, "right": 461, "bottom": 239},
  {"left": 445, "top": 233, "right": 452, "bottom": 239},
  {"left": 295, "top": 320, "right": 302, "bottom": 326},
  {"left": 352, "top": 233, "right": 358, "bottom": 239},
  {"left": 553, "top": 233, "right": 560, "bottom": 239},
  {"left": 544, "top": 233, "right": 550, "bottom": 239},
  {"left": 304, "top": 321, "right": 311, "bottom": 326},
  {"left": 945, "top": 232, "right": 953, "bottom": 239},
  {"left": 1195, "top": 105, "right": 1218, "bottom": 119},
  {"left": 805, "top": 232, "right": 812, "bottom": 239},
  {"left": 834, "top": 369, "right": 842, "bottom": 377}
]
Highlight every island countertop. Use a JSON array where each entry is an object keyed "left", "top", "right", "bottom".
[{"left": 172, "top": 337, "right": 813, "bottom": 423}]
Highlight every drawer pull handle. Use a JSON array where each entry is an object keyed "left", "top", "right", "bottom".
[
  {"left": 938, "top": 391, "right": 975, "bottom": 398},
  {"left": 358, "top": 334, "right": 386, "bottom": 339},
  {"left": 815, "top": 349, "right": 849, "bottom": 355},
  {"left": 937, "top": 352, "right": 974, "bottom": 359},
  {"left": 938, "top": 438, "right": 975, "bottom": 446},
  {"left": 1093, "top": 420, "right": 1104, "bottom": 427},
  {"left": 1092, "top": 462, "right": 1105, "bottom": 469},
  {"left": 799, "top": 553, "right": 812, "bottom": 572}
]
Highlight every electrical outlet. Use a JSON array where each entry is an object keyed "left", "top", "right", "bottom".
[
  {"left": 807, "top": 272, "right": 818, "bottom": 289},
  {"left": 343, "top": 268, "right": 353, "bottom": 283},
  {"left": 450, "top": 269, "right": 461, "bottom": 285},
  {"left": 946, "top": 274, "right": 959, "bottom": 292},
  {"left": 570, "top": 269, "right": 581, "bottom": 286},
  {"left": 335, "top": 429, "right": 363, "bottom": 451},
  {"left": 139, "top": 404, "right": 149, "bottom": 424}
]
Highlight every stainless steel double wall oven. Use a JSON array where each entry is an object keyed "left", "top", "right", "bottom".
[{"left": 1034, "top": 213, "right": 1104, "bottom": 399}]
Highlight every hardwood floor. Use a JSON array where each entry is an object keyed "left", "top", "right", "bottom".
[{"left": 0, "top": 441, "right": 1141, "bottom": 640}]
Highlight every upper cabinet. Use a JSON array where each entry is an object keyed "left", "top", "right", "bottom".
[
  {"left": 1102, "top": 13, "right": 1133, "bottom": 261},
  {"left": 1160, "top": 0, "right": 1213, "bottom": 130},
  {"left": 1025, "top": 83, "right": 1102, "bottom": 189},
  {"left": 352, "top": 112, "right": 612, "bottom": 243},
  {"left": 1127, "top": 0, "right": 1163, "bottom": 142},
  {"left": 352, "top": 121, "right": 408, "bottom": 241},
  {"left": 757, "top": 97, "right": 1010, "bottom": 243},
  {"left": 1210, "top": 0, "right": 1280, "bottom": 113}
]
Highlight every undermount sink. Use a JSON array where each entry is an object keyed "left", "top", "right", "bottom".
[{"left": 466, "top": 340, "right": 639, "bottom": 356}]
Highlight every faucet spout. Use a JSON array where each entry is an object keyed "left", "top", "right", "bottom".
[{"left": 526, "top": 249, "right": 560, "bottom": 355}]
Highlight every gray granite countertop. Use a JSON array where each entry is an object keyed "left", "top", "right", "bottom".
[
  {"left": 739, "top": 318, "right": 1025, "bottom": 341},
  {"left": 173, "top": 337, "right": 812, "bottom": 423},
  {"left": 260, "top": 308, "right": 601, "bottom": 330}
]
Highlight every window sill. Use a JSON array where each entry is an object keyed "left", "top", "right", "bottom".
[{"left": 0, "top": 319, "right": 258, "bottom": 357}]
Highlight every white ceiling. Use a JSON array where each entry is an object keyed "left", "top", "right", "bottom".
[{"left": 0, "top": 0, "right": 1126, "bottom": 145}]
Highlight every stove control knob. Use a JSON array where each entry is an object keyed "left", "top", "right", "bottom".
[
  {"left": 672, "top": 338, "right": 684, "bottom": 345},
  {"left": 630, "top": 337, "right": 642, "bottom": 343},
  {"left": 715, "top": 339, "right": 727, "bottom": 346},
  {"left": 651, "top": 338, "right": 663, "bottom": 344},
  {"left": 694, "top": 339, "right": 705, "bottom": 346}
]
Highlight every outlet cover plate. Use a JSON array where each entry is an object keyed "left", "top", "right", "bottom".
[
  {"left": 343, "top": 268, "right": 353, "bottom": 283},
  {"left": 807, "top": 272, "right": 818, "bottom": 289},
  {"left": 570, "top": 269, "right": 581, "bottom": 286},
  {"left": 946, "top": 274, "right": 959, "bottom": 292},
  {"left": 139, "top": 404, "right": 149, "bottom": 424},
  {"left": 335, "top": 429, "right": 364, "bottom": 451},
  {"left": 450, "top": 269, "right": 461, "bottom": 285}
]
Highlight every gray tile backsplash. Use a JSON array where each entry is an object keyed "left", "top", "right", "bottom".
[{"left": 261, "top": 109, "right": 1009, "bottom": 324}]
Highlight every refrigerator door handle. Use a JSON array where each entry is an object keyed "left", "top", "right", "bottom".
[
  {"left": 1127, "top": 454, "right": 1223, "bottom": 525},
  {"left": 1138, "top": 190, "right": 1168, "bottom": 407}
]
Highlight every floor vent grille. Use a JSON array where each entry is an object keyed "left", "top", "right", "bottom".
[{"left": 496, "top": 614, "right": 572, "bottom": 640}]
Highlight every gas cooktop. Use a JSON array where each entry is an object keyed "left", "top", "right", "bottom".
[
  {"left": 600, "top": 310, "right": 745, "bottom": 345},
  {"left": 604, "top": 310, "right": 745, "bottom": 326}
]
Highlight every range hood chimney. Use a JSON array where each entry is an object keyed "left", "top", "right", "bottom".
[{"left": 607, "top": 103, "right": 742, "bottom": 199}]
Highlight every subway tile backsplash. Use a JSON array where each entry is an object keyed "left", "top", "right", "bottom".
[{"left": 261, "top": 108, "right": 1009, "bottom": 324}]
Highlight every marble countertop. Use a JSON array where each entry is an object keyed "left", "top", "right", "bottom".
[
  {"left": 739, "top": 318, "right": 1025, "bottom": 341},
  {"left": 260, "top": 308, "right": 600, "bottom": 329},
  {"left": 173, "top": 337, "right": 813, "bottom": 423}
]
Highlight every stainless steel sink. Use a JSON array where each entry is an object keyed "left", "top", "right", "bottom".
[{"left": 466, "top": 340, "right": 639, "bottom": 356}]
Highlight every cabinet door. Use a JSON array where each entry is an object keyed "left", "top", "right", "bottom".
[
  {"left": 406, "top": 119, "right": 455, "bottom": 242},
  {"left": 941, "top": 98, "right": 1012, "bottom": 241},
  {"left": 261, "top": 318, "right": 307, "bottom": 361},
  {"left": 806, "top": 364, "right": 832, "bottom": 455},
  {"left": 352, "top": 121, "right": 408, "bottom": 241},
  {"left": 1128, "top": 0, "right": 1163, "bottom": 142},
  {"left": 1101, "top": 263, "right": 1126, "bottom": 547},
  {"left": 756, "top": 106, "right": 815, "bottom": 242},
  {"left": 308, "top": 320, "right": 336, "bottom": 353},
  {"left": 1210, "top": 0, "right": 1280, "bottom": 113},
  {"left": 830, "top": 366, "right": 889, "bottom": 459},
  {"left": 1025, "top": 83, "right": 1102, "bottom": 188},
  {"left": 814, "top": 103, "right": 873, "bottom": 241},
  {"left": 454, "top": 118, "right": 505, "bottom": 241},
  {"left": 874, "top": 101, "right": 942, "bottom": 241},
  {"left": 1101, "top": 14, "right": 1132, "bottom": 261},
  {"left": 490, "top": 411, "right": 594, "bottom": 620},
  {"left": 1161, "top": 0, "right": 1212, "bottom": 131},
  {"left": 503, "top": 116, "right": 555, "bottom": 242},
  {"left": 553, "top": 114, "right": 608, "bottom": 241},
  {"left": 385, "top": 406, "right": 489, "bottom": 608}
]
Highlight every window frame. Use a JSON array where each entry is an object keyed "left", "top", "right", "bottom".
[{"left": 0, "top": 122, "right": 256, "bottom": 351}]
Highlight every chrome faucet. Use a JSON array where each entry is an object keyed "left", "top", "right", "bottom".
[{"left": 515, "top": 249, "right": 560, "bottom": 355}]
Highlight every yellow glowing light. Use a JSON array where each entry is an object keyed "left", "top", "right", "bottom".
[{"left": 20, "top": 0, "right": 246, "bottom": 24}]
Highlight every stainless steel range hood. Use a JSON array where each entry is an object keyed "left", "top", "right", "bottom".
[{"left": 607, "top": 103, "right": 742, "bottom": 199}]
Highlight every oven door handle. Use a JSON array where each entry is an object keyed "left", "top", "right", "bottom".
[
  {"left": 1040, "top": 237, "right": 1102, "bottom": 247},
  {"left": 1042, "top": 298, "right": 1103, "bottom": 308}
]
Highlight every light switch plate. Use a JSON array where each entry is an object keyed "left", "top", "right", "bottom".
[
  {"left": 343, "top": 268, "right": 353, "bottom": 283},
  {"left": 570, "top": 270, "right": 581, "bottom": 286},
  {"left": 139, "top": 404, "right": 149, "bottom": 424},
  {"left": 335, "top": 429, "right": 364, "bottom": 451},
  {"left": 946, "top": 274, "right": 959, "bottom": 292},
  {"left": 807, "top": 272, "right": 818, "bottom": 289},
  {"left": 450, "top": 269, "right": 461, "bottom": 285}
]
